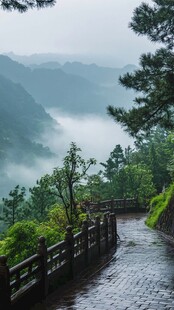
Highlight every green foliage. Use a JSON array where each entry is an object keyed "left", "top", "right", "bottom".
[
  {"left": 0, "top": 221, "right": 38, "bottom": 266},
  {"left": 101, "top": 144, "right": 125, "bottom": 181},
  {"left": 0, "top": 203, "right": 87, "bottom": 267},
  {"left": 123, "top": 164, "right": 156, "bottom": 206},
  {"left": 0, "top": 0, "right": 56, "bottom": 12},
  {"left": 76, "top": 173, "right": 106, "bottom": 203},
  {"left": 108, "top": 0, "right": 174, "bottom": 137},
  {"left": 2, "top": 185, "right": 26, "bottom": 226},
  {"left": 134, "top": 127, "right": 174, "bottom": 192},
  {"left": 36, "top": 222, "right": 61, "bottom": 247},
  {"left": 48, "top": 142, "right": 96, "bottom": 225},
  {"left": 130, "top": 0, "right": 174, "bottom": 49},
  {"left": 100, "top": 144, "right": 156, "bottom": 206},
  {"left": 47, "top": 204, "right": 68, "bottom": 234},
  {"left": 29, "top": 176, "right": 57, "bottom": 222},
  {"left": 0, "top": 219, "right": 61, "bottom": 267},
  {"left": 146, "top": 183, "right": 174, "bottom": 228}
]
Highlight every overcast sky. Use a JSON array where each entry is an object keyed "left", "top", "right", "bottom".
[{"left": 0, "top": 0, "right": 159, "bottom": 66}]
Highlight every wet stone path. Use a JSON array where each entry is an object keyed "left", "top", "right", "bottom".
[{"left": 46, "top": 214, "right": 174, "bottom": 310}]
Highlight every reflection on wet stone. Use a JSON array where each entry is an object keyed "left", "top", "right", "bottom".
[{"left": 45, "top": 214, "right": 174, "bottom": 310}]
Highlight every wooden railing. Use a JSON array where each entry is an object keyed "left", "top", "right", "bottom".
[
  {"left": 85, "top": 198, "right": 145, "bottom": 214},
  {"left": 0, "top": 213, "right": 117, "bottom": 310}
]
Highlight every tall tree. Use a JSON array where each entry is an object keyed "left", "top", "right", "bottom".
[
  {"left": 2, "top": 185, "right": 26, "bottom": 226},
  {"left": 101, "top": 144, "right": 125, "bottom": 181},
  {"left": 123, "top": 164, "right": 156, "bottom": 206},
  {"left": 0, "top": 0, "right": 56, "bottom": 12},
  {"left": 108, "top": 0, "right": 174, "bottom": 137},
  {"left": 29, "top": 176, "right": 56, "bottom": 221},
  {"left": 134, "top": 127, "right": 174, "bottom": 192}
]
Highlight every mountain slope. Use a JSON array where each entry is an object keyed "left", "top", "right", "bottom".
[
  {"left": 0, "top": 74, "right": 58, "bottom": 196},
  {"left": 0, "top": 74, "right": 54, "bottom": 166},
  {"left": 0, "top": 55, "right": 135, "bottom": 114}
]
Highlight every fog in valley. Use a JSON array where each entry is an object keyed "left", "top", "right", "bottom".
[
  {"left": 44, "top": 109, "right": 134, "bottom": 170},
  {"left": 1, "top": 111, "right": 133, "bottom": 197}
]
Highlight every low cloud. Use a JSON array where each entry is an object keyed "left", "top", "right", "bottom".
[
  {"left": 44, "top": 108, "right": 134, "bottom": 166},
  {"left": 1, "top": 110, "right": 134, "bottom": 196}
]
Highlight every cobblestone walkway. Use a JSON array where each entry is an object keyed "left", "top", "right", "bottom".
[{"left": 46, "top": 214, "right": 174, "bottom": 310}]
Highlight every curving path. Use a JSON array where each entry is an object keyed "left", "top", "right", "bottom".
[{"left": 45, "top": 214, "right": 174, "bottom": 310}]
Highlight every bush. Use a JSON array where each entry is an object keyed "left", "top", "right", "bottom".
[
  {"left": 0, "top": 204, "right": 89, "bottom": 268},
  {"left": 0, "top": 220, "right": 63, "bottom": 267},
  {"left": 47, "top": 204, "right": 68, "bottom": 235},
  {"left": 146, "top": 183, "right": 174, "bottom": 228},
  {"left": 0, "top": 221, "right": 38, "bottom": 266}
]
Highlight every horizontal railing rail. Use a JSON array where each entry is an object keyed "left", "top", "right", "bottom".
[
  {"left": 85, "top": 197, "right": 143, "bottom": 214},
  {"left": 47, "top": 240, "right": 67, "bottom": 273},
  {"left": 10, "top": 254, "right": 41, "bottom": 295}
]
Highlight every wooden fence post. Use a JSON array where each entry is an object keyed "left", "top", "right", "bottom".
[
  {"left": 103, "top": 213, "right": 108, "bottom": 252},
  {"left": 112, "top": 213, "right": 117, "bottom": 245},
  {"left": 95, "top": 216, "right": 100, "bottom": 255},
  {"left": 65, "top": 226, "right": 74, "bottom": 279},
  {"left": 109, "top": 213, "right": 116, "bottom": 247},
  {"left": 135, "top": 196, "right": 139, "bottom": 210},
  {"left": 124, "top": 198, "right": 127, "bottom": 213},
  {"left": 37, "top": 236, "right": 48, "bottom": 300},
  {"left": 82, "top": 220, "right": 89, "bottom": 266},
  {"left": 0, "top": 255, "right": 11, "bottom": 309},
  {"left": 111, "top": 196, "right": 114, "bottom": 213}
]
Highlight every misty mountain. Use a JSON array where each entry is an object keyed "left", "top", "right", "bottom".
[
  {"left": 4, "top": 52, "right": 65, "bottom": 66},
  {"left": 0, "top": 53, "right": 136, "bottom": 196},
  {"left": 4, "top": 52, "right": 119, "bottom": 68},
  {"left": 61, "top": 62, "right": 136, "bottom": 86},
  {"left": 0, "top": 54, "right": 135, "bottom": 114},
  {"left": 28, "top": 60, "right": 136, "bottom": 86},
  {"left": 30, "top": 62, "right": 62, "bottom": 70},
  {"left": 0, "top": 74, "right": 55, "bottom": 166},
  {"left": 0, "top": 74, "right": 58, "bottom": 196}
]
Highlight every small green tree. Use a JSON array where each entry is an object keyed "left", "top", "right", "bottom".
[
  {"left": 49, "top": 142, "right": 96, "bottom": 225},
  {"left": 2, "top": 185, "right": 26, "bottom": 226}
]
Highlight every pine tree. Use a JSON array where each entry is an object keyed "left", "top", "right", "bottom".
[
  {"left": 108, "top": 0, "right": 174, "bottom": 138},
  {"left": 0, "top": 0, "right": 56, "bottom": 12},
  {"left": 2, "top": 185, "right": 26, "bottom": 226}
]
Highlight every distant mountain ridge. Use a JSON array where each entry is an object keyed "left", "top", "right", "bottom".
[
  {"left": 61, "top": 61, "right": 136, "bottom": 86},
  {"left": 30, "top": 61, "right": 136, "bottom": 87},
  {"left": 4, "top": 52, "right": 129, "bottom": 68},
  {"left": 0, "top": 54, "right": 136, "bottom": 114}
]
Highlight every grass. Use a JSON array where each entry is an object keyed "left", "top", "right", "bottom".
[{"left": 146, "top": 183, "right": 174, "bottom": 228}]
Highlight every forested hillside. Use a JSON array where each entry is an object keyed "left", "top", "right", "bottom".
[{"left": 0, "top": 74, "right": 56, "bottom": 195}]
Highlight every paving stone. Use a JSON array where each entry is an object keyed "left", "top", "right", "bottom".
[{"left": 46, "top": 214, "right": 174, "bottom": 310}]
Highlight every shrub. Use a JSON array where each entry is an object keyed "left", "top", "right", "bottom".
[
  {"left": 0, "top": 219, "right": 63, "bottom": 267},
  {"left": 146, "top": 183, "right": 174, "bottom": 228}
]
